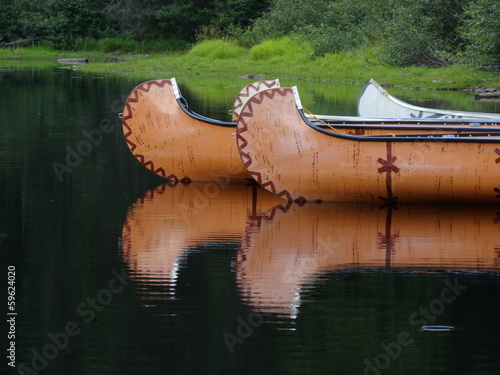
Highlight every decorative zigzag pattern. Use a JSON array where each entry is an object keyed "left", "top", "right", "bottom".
[
  {"left": 236, "top": 88, "right": 295, "bottom": 202},
  {"left": 134, "top": 154, "right": 169, "bottom": 179},
  {"left": 232, "top": 80, "right": 280, "bottom": 122},
  {"left": 122, "top": 80, "right": 171, "bottom": 180}
]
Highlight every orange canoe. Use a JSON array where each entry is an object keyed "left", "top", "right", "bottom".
[
  {"left": 237, "top": 87, "right": 500, "bottom": 203},
  {"left": 237, "top": 202, "right": 500, "bottom": 316},
  {"left": 121, "top": 78, "right": 280, "bottom": 182}
]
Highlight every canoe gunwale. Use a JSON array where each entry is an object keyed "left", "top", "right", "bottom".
[
  {"left": 357, "top": 78, "right": 500, "bottom": 119},
  {"left": 168, "top": 76, "right": 236, "bottom": 127},
  {"left": 318, "top": 117, "right": 500, "bottom": 126},
  {"left": 314, "top": 115, "right": 500, "bottom": 124},
  {"left": 316, "top": 122, "right": 500, "bottom": 130},
  {"left": 174, "top": 98, "right": 236, "bottom": 127},
  {"left": 293, "top": 87, "right": 500, "bottom": 144},
  {"left": 301, "top": 109, "right": 500, "bottom": 143}
]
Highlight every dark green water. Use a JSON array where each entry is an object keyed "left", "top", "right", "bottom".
[{"left": 1, "top": 66, "right": 500, "bottom": 375}]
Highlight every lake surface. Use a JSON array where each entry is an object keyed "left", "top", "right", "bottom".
[{"left": 1, "top": 65, "right": 500, "bottom": 375}]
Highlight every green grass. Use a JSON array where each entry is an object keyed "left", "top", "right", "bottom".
[
  {"left": 187, "top": 40, "right": 247, "bottom": 60},
  {"left": 1, "top": 38, "right": 499, "bottom": 89},
  {"left": 251, "top": 37, "right": 313, "bottom": 62},
  {"left": 0, "top": 46, "right": 81, "bottom": 59}
]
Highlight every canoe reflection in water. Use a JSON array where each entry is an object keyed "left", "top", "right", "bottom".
[
  {"left": 121, "top": 182, "right": 282, "bottom": 299},
  {"left": 122, "top": 183, "right": 500, "bottom": 318},
  {"left": 237, "top": 202, "right": 500, "bottom": 318}
]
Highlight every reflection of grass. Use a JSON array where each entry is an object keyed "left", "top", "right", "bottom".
[{"left": 1, "top": 42, "right": 499, "bottom": 89}]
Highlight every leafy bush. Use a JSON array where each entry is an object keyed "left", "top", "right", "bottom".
[
  {"left": 379, "top": 0, "right": 463, "bottom": 67},
  {"left": 155, "top": 0, "right": 270, "bottom": 41},
  {"left": 222, "top": 25, "right": 259, "bottom": 49},
  {"left": 248, "top": 0, "right": 479, "bottom": 68},
  {"left": 251, "top": 0, "right": 377, "bottom": 56},
  {"left": 459, "top": 0, "right": 500, "bottom": 72}
]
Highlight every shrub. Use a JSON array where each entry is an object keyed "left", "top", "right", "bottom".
[
  {"left": 379, "top": 0, "right": 463, "bottom": 67},
  {"left": 250, "top": 0, "right": 375, "bottom": 57},
  {"left": 459, "top": 0, "right": 500, "bottom": 72}
]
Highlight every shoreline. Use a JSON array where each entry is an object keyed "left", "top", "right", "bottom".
[{"left": 1, "top": 46, "right": 499, "bottom": 95}]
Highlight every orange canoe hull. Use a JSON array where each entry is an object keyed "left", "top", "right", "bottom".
[
  {"left": 237, "top": 88, "right": 500, "bottom": 203},
  {"left": 122, "top": 79, "right": 281, "bottom": 182}
]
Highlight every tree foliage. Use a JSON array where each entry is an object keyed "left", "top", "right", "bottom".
[
  {"left": 0, "top": 0, "right": 498, "bottom": 71},
  {"left": 379, "top": 0, "right": 465, "bottom": 66},
  {"left": 251, "top": 0, "right": 472, "bottom": 67},
  {"left": 155, "top": 0, "right": 270, "bottom": 40},
  {"left": 460, "top": 0, "right": 500, "bottom": 72},
  {"left": 250, "top": 0, "right": 372, "bottom": 56},
  {"left": 249, "top": 0, "right": 500, "bottom": 71},
  {"left": 0, "top": 0, "right": 271, "bottom": 48},
  {"left": 0, "top": 0, "right": 117, "bottom": 48}
]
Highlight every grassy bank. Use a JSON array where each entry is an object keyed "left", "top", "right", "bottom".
[{"left": 1, "top": 40, "right": 499, "bottom": 90}]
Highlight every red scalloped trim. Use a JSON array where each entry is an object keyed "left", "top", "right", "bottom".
[
  {"left": 236, "top": 88, "right": 295, "bottom": 202},
  {"left": 122, "top": 80, "right": 172, "bottom": 179},
  {"left": 232, "top": 80, "right": 280, "bottom": 121}
]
